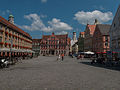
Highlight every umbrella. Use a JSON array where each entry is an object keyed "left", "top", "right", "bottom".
[{"left": 85, "top": 51, "right": 94, "bottom": 54}]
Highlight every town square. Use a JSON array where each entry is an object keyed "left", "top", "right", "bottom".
[{"left": 0, "top": 0, "right": 120, "bottom": 90}]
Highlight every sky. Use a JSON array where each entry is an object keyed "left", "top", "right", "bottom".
[{"left": 0, "top": 0, "right": 120, "bottom": 39}]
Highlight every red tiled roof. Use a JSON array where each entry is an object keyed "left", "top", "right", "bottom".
[
  {"left": 87, "top": 25, "right": 96, "bottom": 35},
  {"left": 80, "top": 32, "right": 85, "bottom": 35},
  {"left": 0, "top": 16, "right": 32, "bottom": 39}
]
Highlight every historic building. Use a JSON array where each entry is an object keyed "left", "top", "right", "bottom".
[
  {"left": 32, "top": 39, "right": 41, "bottom": 56},
  {"left": 0, "top": 15, "right": 32, "bottom": 57},
  {"left": 110, "top": 5, "right": 120, "bottom": 58},
  {"left": 71, "top": 32, "right": 77, "bottom": 46},
  {"left": 70, "top": 32, "right": 78, "bottom": 54},
  {"left": 84, "top": 19, "right": 99, "bottom": 52},
  {"left": 78, "top": 32, "right": 85, "bottom": 52},
  {"left": 72, "top": 42, "right": 78, "bottom": 54},
  {"left": 84, "top": 24, "right": 96, "bottom": 52},
  {"left": 92, "top": 24, "right": 111, "bottom": 53},
  {"left": 40, "top": 33, "right": 71, "bottom": 56}
]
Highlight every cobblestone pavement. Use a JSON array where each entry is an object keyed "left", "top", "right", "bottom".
[{"left": 0, "top": 56, "right": 120, "bottom": 90}]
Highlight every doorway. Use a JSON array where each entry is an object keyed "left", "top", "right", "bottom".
[
  {"left": 50, "top": 50, "right": 55, "bottom": 55},
  {"left": 51, "top": 50, "right": 55, "bottom": 55}
]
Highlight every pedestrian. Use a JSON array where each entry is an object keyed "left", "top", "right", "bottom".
[
  {"left": 61, "top": 53, "right": 64, "bottom": 61},
  {"left": 57, "top": 54, "right": 61, "bottom": 61}
]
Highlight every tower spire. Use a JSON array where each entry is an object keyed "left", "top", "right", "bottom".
[
  {"left": 94, "top": 19, "right": 100, "bottom": 25},
  {"left": 8, "top": 14, "right": 14, "bottom": 24}
]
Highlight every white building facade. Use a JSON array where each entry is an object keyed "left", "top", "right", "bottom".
[{"left": 110, "top": 5, "right": 120, "bottom": 58}]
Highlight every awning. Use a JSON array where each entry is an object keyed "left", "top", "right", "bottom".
[
  {"left": 84, "top": 51, "right": 94, "bottom": 54},
  {"left": 0, "top": 48, "right": 10, "bottom": 52},
  {"left": 11, "top": 48, "right": 18, "bottom": 52},
  {"left": 96, "top": 52, "right": 107, "bottom": 54}
]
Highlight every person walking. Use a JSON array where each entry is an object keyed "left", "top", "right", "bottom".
[
  {"left": 57, "top": 54, "right": 61, "bottom": 61},
  {"left": 61, "top": 53, "right": 64, "bottom": 61}
]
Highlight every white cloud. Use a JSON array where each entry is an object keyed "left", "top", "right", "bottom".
[
  {"left": 41, "top": 0, "right": 47, "bottom": 3},
  {"left": 48, "top": 18, "right": 73, "bottom": 31},
  {"left": 20, "top": 13, "right": 73, "bottom": 32},
  {"left": 21, "top": 14, "right": 47, "bottom": 31},
  {"left": 74, "top": 10, "right": 113, "bottom": 25},
  {"left": 55, "top": 31, "right": 68, "bottom": 35}
]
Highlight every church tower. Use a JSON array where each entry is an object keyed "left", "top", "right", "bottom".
[
  {"left": 94, "top": 19, "right": 100, "bottom": 25},
  {"left": 8, "top": 14, "right": 14, "bottom": 24},
  {"left": 73, "top": 32, "right": 77, "bottom": 41}
]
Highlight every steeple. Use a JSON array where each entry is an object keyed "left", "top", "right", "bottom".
[
  {"left": 73, "top": 32, "right": 77, "bottom": 41},
  {"left": 8, "top": 14, "right": 14, "bottom": 24},
  {"left": 94, "top": 19, "right": 100, "bottom": 25}
]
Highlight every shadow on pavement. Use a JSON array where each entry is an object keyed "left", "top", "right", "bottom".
[{"left": 79, "top": 61, "right": 120, "bottom": 71}]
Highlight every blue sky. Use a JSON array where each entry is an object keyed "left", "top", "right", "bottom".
[{"left": 0, "top": 0, "right": 120, "bottom": 39}]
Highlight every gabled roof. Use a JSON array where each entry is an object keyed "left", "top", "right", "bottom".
[
  {"left": 0, "top": 16, "right": 32, "bottom": 39},
  {"left": 96, "top": 24, "right": 111, "bottom": 35},
  {"left": 80, "top": 32, "right": 85, "bottom": 35},
  {"left": 87, "top": 25, "right": 96, "bottom": 35}
]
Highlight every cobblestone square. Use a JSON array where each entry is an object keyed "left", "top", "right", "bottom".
[{"left": 0, "top": 56, "right": 120, "bottom": 90}]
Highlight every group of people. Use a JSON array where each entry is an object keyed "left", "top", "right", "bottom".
[{"left": 57, "top": 54, "right": 64, "bottom": 61}]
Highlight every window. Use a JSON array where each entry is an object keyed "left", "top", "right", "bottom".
[
  {"left": 0, "top": 36, "right": 2, "bottom": 42},
  {"left": 105, "top": 42, "right": 108, "bottom": 47},
  {"left": 0, "top": 25, "right": 2, "bottom": 29},
  {"left": 5, "top": 36, "right": 7, "bottom": 41},
  {"left": 51, "top": 37, "right": 55, "bottom": 40},
  {"left": 105, "top": 36, "right": 108, "bottom": 41},
  {"left": 114, "top": 23, "right": 116, "bottom": 27}
]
